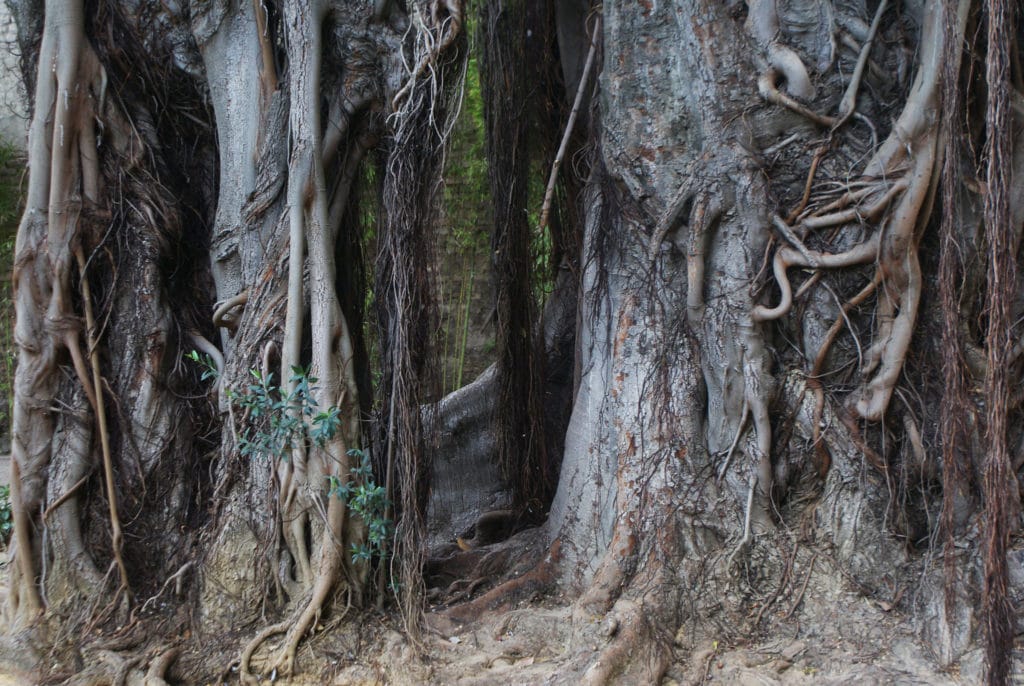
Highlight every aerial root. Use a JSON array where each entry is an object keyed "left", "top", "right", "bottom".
[
  {"left": 76, "top": 245, "right": 130, "bottom": 595},
  {"left": 726, "top": 475, "right": 758, "bottom": 571},
  {"left": 835, "top": 0, "right": 888, "bottom": 124},
  {"left": 539, "top": 12, "right": 599, "bottom": 233},
  {"left": 758, "top": 70, "right": 837, "bottom": 128},
  {"left": 800, "top": 179, "right": 908, "bottom": 230},
  {"left": 807, "top": 273, "right": 881, "bottom": 474},
  {"left": 212, "top": 290, "right": 249, "bottom": 331},
  {"left": 752, "top": 0, "right": 886, "bottom": 129},
  {"left": 187, "top": 330, "right": 224, "bottom": 383},
  {"left": 391, "top": 0, "right": 463, "bottom": 109},
  {"left": 786, "top": 144, "right": 828, "bottom": 223},
  {"left": 752, "top": 226, "right": 880, "bottom": 323}
]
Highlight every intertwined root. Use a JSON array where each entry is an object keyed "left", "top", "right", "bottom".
[
  {"left": 750, "top": 0, "right": 960, "bottom": 425},
  {"left": 238, "top": 555, "right": 342, "bottom": 683},
  {"left": 9, "top": 0, "right": 129, "bottom": 622}
]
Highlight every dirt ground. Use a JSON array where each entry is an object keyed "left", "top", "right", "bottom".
[
  {"left": 254, "top": 549, "right": 984, "bottom": 686},
  {"left": 0, "top": 531, "right": 998, "bottom": 684}
]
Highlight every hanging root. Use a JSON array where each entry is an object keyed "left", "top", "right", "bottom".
[
  {"left": 77, "top": 246, "right": 130, "bottom": 595},
  {"left": 391, "top": 0, "right": 463, "bottom": 110},
  {"left": 539, "top": 13, "right": 599, "bottom": 232}
]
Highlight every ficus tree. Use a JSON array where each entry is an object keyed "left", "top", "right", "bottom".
[{"left": 2, "top": 0, "right": 1023, "bottom": 684}]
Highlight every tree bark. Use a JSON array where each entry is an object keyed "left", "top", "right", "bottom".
[{"left": 3, "top": 0, "right": 1022, "bottom": 683}]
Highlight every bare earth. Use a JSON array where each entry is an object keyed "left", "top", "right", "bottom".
[
  {"left": 277, "top": 556, "right": 984, "bottom": 685},
  {"left": 0, "top": 498, "right": 995, "bottom": 684}
]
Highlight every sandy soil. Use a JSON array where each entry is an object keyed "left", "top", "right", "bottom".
[
  {"left": 324, "top": 553, "right": 982, "bottom": 686},
  {"left": 0, "top": 528, "right": 997, "bottom": 685}
]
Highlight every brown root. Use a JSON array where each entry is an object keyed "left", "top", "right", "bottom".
[
  {"left": 439, "top": 538, "right": 560, "bottom": 625},
  {"left": 142, "top": 646, "right": 180, "bottom": 686},
  {"left": 579, "top": 599, "right": 671, "bottom": 686}
]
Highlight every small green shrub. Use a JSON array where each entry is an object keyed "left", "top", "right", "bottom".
[
  {"left": 328, "top": 448, "right": 392, "bottom": 564},
  {"left": 184, "top": 351, "right": 341, "bottom": 460},
  {"left": 0, "top": 484, "right": 12, "bottom": 545},
  {"left": 229, "top": 367, "right": 341, "bottom": 461},
  {"left": 186, "top": 353, "right": 391, "bottom": 565}
]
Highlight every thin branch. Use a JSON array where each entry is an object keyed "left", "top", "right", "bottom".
[{"left": 539, "top": 14, "right": 600, "bottom": 232}]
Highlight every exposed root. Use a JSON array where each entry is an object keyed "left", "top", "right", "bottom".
[
  {"left": 143, "top": 646, "right": 180, "bottom": 686},
  {"left": 238, "top": 620, "right": 291, "bottom": 685},
  {"left": 440, "top": 539, "right": 559, "bottom": 625},
  {"left": 579, "top": 598, "right": 671, "bottom": 686}
]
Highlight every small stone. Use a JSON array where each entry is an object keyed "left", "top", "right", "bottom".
[{"left": 781, "top": 640, "right": 806, "bottom": 661}]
